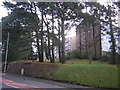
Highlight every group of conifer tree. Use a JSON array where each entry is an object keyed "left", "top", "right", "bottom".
[{"left": 2, "top": 1, "right": 120, "bottom": 64}]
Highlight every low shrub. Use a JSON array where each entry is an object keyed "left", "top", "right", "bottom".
[{"left": 65, "top": 50, "right": 80, "bottom": 60}]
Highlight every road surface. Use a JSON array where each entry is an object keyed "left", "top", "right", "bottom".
[
  {"left": 1, "top": 73, "right": 89, "bottom": 89},
  {"left": 1, "top": 73, "right": 107, "bottom": 90}
]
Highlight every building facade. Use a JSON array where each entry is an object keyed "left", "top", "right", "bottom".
[
  {"left": 76, "top": 21, "right": 102, "bottom": 59},
  {"left": 65, "top": 36, "right": 77, "bottom": 54}
]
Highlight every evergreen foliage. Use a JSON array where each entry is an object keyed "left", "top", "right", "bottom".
[{"left": 2, "top": 1, "right": 119, "bottom": 64}]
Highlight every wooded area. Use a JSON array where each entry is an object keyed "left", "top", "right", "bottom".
[{"left": 2, "top": 1, "right": 120, "bottom": 64}]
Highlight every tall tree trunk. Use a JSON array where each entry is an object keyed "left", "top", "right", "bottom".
[
  {"left": 43, "top": 14, "right": 52, "bottom": 62},
  {"left": 44, "top": 42, "right": 49, "bottom": 60},
  {"left": 58, "top": 18, "right": 62, "bottom": 62},
  {"left": 118, "top": 27, "right": 120, "bottom": 64},
  {"left": 51, "top": 11, "right": 55, "bottom": 63},
  {"left": 40, "top": 7, "right": 44, "bottom": 62},
  {"left": 35, "top": 29, "right": 41, "bottom": 61},
  {"left": 97, "top": 14, "right": 102, "bottom": 58},
  {"left": 99, "top": 21, "right": 102, "bottom": 57},
  {"left": 88, "top": 29, "right": 92, "bottom": 64},
  {"left": 61, "top": 18, "right": 65, "bottom": 63},
  {"left": 44, "top": 19, "right": 52, "bottom": 62},
  {"left": 92, "top": 22, "right": 97, "bottom": 59},
  {"left": 32, "top": 2, "right": 41, "bottom": 62},
  {"left": 47, "top": 25, "right": 52, "bottom": 62},
  {"left": 109, "top": 17, "right": 116, "bottom": 64},
  {"left": 85, "top": 28, "right": 88, "bottom": 58},
  {"left": 107, "top": 5, "right": 116, "bottom": 64},
  {"left": 79, "top": 29, "right": 82, "bottom": 59},
  {"left": 85, "top": 5, "right": 88, "bottom": 59}
]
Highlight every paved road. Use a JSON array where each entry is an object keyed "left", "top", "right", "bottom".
[
  {"left": 1, "top": 73, "right": 88, "bottom": 89},
  {"left": 2, "top": 83, "right": 21, "bottom": 89},
  {"left": 1, "top": 73, "right": 107, "bottom": 90}
]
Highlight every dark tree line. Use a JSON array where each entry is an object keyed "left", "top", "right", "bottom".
[{"left": 2, "top": 1, "right": 119, "bottom": 64}]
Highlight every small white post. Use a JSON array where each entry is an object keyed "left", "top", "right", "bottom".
[
  {"left": 4, "top": 32, "right": 9, "bottom": 73},
  {"left": 21, "top": 68, "right": 24, "bottom": 76}
]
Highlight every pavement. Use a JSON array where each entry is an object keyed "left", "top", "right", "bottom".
[{"left": 1, "top": 73, "right": 109, "bottom": 90}]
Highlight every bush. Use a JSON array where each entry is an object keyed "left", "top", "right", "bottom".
[
  {"left": 65, "top": 50, "right": 80, "bottom": 60},
  {"left": 100, "top": 55, "right": 110, "bottom": 62},
  {"left": 100, "top": 52, "right": 120, "bottom": 64}
]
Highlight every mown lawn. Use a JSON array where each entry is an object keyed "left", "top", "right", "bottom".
[{"left": 46, "top": 60, "right": 118, "bottom": 88}]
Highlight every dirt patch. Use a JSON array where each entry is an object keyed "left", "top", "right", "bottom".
[{"left": 7, "top": 62, "right": 59, "bottom": 78}]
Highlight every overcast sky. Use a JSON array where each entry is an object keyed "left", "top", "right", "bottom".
[{"left": 0, "top": 0, "right": 8, "bottom": 19}]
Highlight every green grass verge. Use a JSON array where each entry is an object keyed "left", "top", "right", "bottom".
[
  {"left": 46, "top": 61, "right": 118, "bottom": 88},
  {"left": 8, "top": 59, "right": 118, "bottom": 88},
  {"left": 65, "top": 59, "right": 110, "bottom": 64}
]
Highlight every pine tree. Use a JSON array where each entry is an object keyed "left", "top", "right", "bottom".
[{"left": 2, "top": 2, "right": 39, "bottom": 61}]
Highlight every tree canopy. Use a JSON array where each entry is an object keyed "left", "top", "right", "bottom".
[{"left": 2, "top": 1, "right": 119, "bottom": 64}]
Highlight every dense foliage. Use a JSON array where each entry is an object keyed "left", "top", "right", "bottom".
[{"left": 2, "top": 1, "right": 119, "bottom": 64}]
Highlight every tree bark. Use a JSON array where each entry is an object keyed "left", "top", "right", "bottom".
[
  {"left": 35, "top": 29, "right": 41, "bottom": 61},
  {"left": 43, "top": 16, "right": 52, "bottom": 62},
  {"left": 85, "top": 28, "right": 88, "bottom": 58},
  {"left": 32, "top": 2, "right": 42, "bottom": 62},
  {"left": 61, "top": 17, "right": 65, "bottom": 63},
  {"left": 40, "top": 7, "right": 44, "bottom": 62},
  {"left": 51, "top": 11, "right": 55, "bottom": 63},
  {"left": 109, "top": 17, "right": 116, "bottom": 64},
  {"left": 79, "top": 28, "right": 82, "bottom": 59},
  {"left": 58, "top": 18, "right": 62, "bottom": 62},
  {"left": 85, "top": 5, "right": 88, "bottom": 59},
  {"left": 44, "top": 42, "right": 49, "bottom": 60},
  {"left": 92, "top": 22, "right": 97, "bottom": 58},
  {"left": 99, "top": 21, "right": 102, "bottom": 57}
]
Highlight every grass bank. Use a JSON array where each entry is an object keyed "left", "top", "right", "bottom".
[
  {"left": 7, "top": 60, "right": 118, "bottom": 88},
  {"left": 48, "top": 64, "right": 118, "bottom": 88}
]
